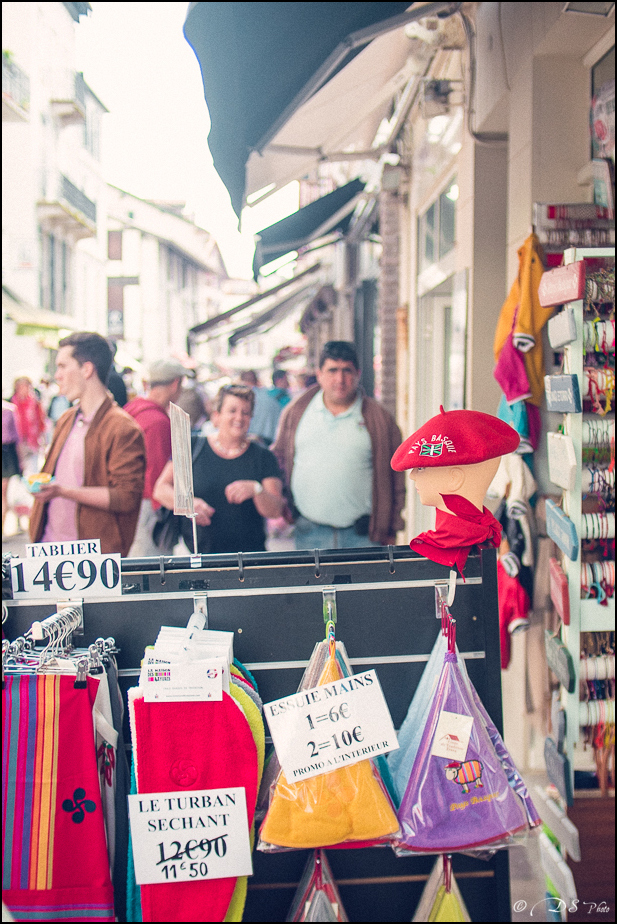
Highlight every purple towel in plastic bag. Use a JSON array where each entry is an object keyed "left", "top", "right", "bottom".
[{"left": 397, "top": 651, "right": 528, "bottom": 852}]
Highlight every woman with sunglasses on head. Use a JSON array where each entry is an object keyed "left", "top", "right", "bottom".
[{"left": 153, "top": 384, "right": 284, "bottom": 553}]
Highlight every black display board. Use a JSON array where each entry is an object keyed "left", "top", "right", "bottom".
[{"left": 3, "top": 545, "right": 511, "bottom": 923}]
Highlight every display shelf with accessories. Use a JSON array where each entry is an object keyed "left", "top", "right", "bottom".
[{"left": 542, "top": 246, "right": 615, "bottom": 801}]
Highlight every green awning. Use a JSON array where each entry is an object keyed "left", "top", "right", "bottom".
[
  {"left": 183, "top": 1, "right": 414, "bottom": 217},
  {"left": 3, "top": 286, "right": 78, "bottom": 347},
  {"left": 253, "top": 178, "right": 365, "bottom": 278}
]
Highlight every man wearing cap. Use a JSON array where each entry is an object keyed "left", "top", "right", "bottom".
[
  {"left": 124, "top": 359, "right": 186, "bottom": 556},
  {"left": 391, "top": 406, "right": 520, "bottom": 573},
  {"left": 272, "top": 341, "right": 406, "bottom": 549}
]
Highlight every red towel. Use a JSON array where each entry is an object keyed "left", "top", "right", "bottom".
[{"left": 132, "top": 692, "right": 258, "bottom": 922}]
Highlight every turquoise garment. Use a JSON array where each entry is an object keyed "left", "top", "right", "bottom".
[
  {"left": 388, "top": 631, "right": 448, "bottom": 804},
  {"left": 497, "top": 395, "right": 529, "bottom": 438},
  {"left": 126, "top": 756, "right": 143, "bottom": 923},
  {"left": 233, "top": 657, "right": 259, "bottom": 693}
]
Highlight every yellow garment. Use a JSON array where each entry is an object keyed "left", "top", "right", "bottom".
[
  {"left": 224, "top": 686, "right": 265, "bottom": 922},
  {"left": 260, "top": 652, "right": 399, "bottom": 849},
  {"left": 428, "top": 886, "right": 467, "bottom": 922},
  {"left": 493, "top": 233, "right": 552, "bottom": 406}
]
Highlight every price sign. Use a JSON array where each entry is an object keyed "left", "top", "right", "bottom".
[
  {"left": 128, "top": 787, "right": 253, "bottom": 885},
  {"left": 264, "top": 669, "right": 399, "bottom": 783},
  {"left": 10, "top": 553, "right": 122, "bottom": 599}
]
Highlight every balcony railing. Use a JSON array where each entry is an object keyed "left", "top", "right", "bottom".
[
  {"left": 61, "top": 175, "right": 97, "bottom": 224},
  {"left": 50, "top": 70, "right": 86, "bottom": 123},
  {"left": 37, "top": 172, "right": 97, "bottom": 240},
  {"left": 2, "top": 56, "right": 30, "bottom": 121}
]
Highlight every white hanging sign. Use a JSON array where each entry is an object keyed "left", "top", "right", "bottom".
[
  {"left": 264, "top": 669, "right": 399, "bottom": 783},
  {"left": 140, "top": 655, "right": 225, "bottom": 702},
  {"left": 10, "top": 552, "right": 122, "bottom": 598},
  {"left": 128, "top": 787, "right": 253, "bottom": 885}
]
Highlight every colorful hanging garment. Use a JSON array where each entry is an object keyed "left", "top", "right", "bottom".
[
  {"left": 397, "top": 641, "right": 529, "bottom": 852},
  {"left": 412, "top": 855, "right": 471, "bottom": 923},
  {"left": 2, "top": 674, "right": 114, "bottom": 922},
  {"left": 493, "top": 232, "right": 551, "bottom": 407},
  {"left": 259, "top": 650, "right": 399, "bottom": 850},
  {"left": 391, "top": 625, "right": 540, "bottom": 828},
  {"left": 130, "top": 689, "right": 259, "bottom": 923},
  {"left": 286, "top": 849, "right": 349, "bottom": 922}
]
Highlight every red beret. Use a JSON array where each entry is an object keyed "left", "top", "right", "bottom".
[{"left": 391, "top": 406, "right": 520, "bottom": 471}]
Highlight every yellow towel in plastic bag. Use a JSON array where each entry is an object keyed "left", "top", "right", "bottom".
[{"left": 259, "top": 652, "right": 399, "bottom": 849}]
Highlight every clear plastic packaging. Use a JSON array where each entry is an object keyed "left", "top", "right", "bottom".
[
  {"left": 412, "top": 855, "right": 470, "bottom": 923},
  {"left": 392, "top": 620, "right": 540, "bottom": 836},
  {"left": 286, "top": 850, "right": 348, "bottom": 922},
  {"left": 395, "top": 635, "right": 529, "bottom": 853},
  {"left": 258, "top": 641, "right": 399, "bottom": 851}
]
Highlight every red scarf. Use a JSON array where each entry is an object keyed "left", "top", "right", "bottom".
[{"left": 409, "top": 493, "right": 502, "bottom": 574}]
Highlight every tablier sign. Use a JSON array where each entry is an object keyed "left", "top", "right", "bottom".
[
  {"left": 25, "top": 540, "right": 101, "bottom": 557},
  {"left": 11, "top": 552, "right": 122, "bottom": 598},
  {"left": 128, "top": 787, "right": 253, "bottom": 885},
  {"left": 264, "top": 669, "right": 399, "bottom": 783}
]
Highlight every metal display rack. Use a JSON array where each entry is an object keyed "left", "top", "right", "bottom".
[{"left": 3, "top": 545, "right": 511, "bottom": 923}]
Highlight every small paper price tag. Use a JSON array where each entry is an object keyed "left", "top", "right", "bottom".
[
  {"left": 264, "top": 669, "right": 398, "bottom": 783},
  {"left": 128, "top": 787, "right": 253, "bottom": 885},
  {"left": 431, "top": 711, "right": 474, "bottom": 761},
  {"left": 142, "top": 655, "right": 225, "bottom": 702}
]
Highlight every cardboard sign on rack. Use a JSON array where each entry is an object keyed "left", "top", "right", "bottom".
[
  {"left": 549, "top": 557, "right": 570, "bottom": 625},
  {"left": 548, "top": 307, "right": 578, "bottom": 349},
  {"left": 544, "top": 630, "right": 576, "bottom": 693},
  {"left": 544, "top": 375, "right": 582, "bottom": 414},
  {"left": 538, "top": 260, "right": 586, "bottom": 307},
  {"left": 544, "top": 737, "right": 574, "bottom": 806},
  {"left": 545, "top": 500, "right": 579, "bottom": 561},
  {"left": 547, "top": 432, "right": 578, "bottom": 491}
]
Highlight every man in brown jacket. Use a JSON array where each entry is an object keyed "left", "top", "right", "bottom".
[
  {"left": 271, "top": 341, "right": 405, "bottom": 549},
  {"left": 29, "top": 332, "right": 145, "bottom": 557}
]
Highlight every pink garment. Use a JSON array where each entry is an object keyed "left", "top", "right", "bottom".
[
  {"left": 11, "top": 393, "right": 46, "bottom": 449},
  {"left": 42, "top": 415, "right": 90, "bottom": 542}
]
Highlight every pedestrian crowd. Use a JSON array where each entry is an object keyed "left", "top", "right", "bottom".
[{"left": 2, "top": 333, "right": 406, "bottom": 556}]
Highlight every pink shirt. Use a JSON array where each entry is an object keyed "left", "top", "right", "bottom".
[{"left": 42, "top": 414, "right": 91, "bottom": 542}]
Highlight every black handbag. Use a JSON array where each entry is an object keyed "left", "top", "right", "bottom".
[
  {"left": 151, "top": 437, "right": 209, "bottom": 551},
  {"left": 152, "top": 506, "right": 181, "bottom": 550}
]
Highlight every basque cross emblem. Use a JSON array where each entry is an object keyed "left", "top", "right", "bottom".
[{"left": 420, "top": 442, "right": 443, "bottom": 457}]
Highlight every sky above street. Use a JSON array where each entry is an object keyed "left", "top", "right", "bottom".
[{"left": 74, "top": 1, "right": 298, "bottom": 279}]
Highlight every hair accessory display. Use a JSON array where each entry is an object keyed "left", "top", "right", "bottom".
[
  {"left": 584, "top": 366, "right": 615, "bottom": 417},
  {"left": 581, "top": 512, "right": 615, "bottom": 541}
]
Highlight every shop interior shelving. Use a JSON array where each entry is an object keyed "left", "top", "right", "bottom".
[{"left": 556, "top": 246, "right": 614, "bottom": 792}]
